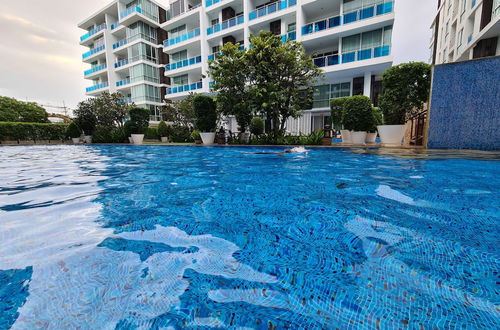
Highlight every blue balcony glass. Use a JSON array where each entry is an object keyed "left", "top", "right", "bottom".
[
  {"left": 329, "top": 16, "right": 341, "bottom": 28},
  {"left": 249, "top": 0, "right": 295, "bottom": 21},
  {"left": 314, "top": 57, "right": 326, "bottom": 67},
  {"left": 374, "top": 45, "right": 390, "bottom": 57},
  {"left": 86, "top": 82, "right": 109, "bottom": 93},
  {"left": 84, "top": 64, "right": 107, "bottom": 76},
  {"left": 302, "top": 24, "right": 313, "bottom": 35},
  {"left": 166, "top": 56, "right": 202, "bottom": 71},
  {"left": 376, "top": 1, "right": 393, "bottom": 15},
  {"left": 342, "top": 52, "right": 356, "bottom": 63},
  {"left": 114, "top": 59, "right": 129, "bottom": 68},
  {"left": 358, "top": 48, "right": 373, "bottom": 60},
  {"left": 343, "top": 12, "right": 358, "bottom": 24},
  {"left": 164, "top": 28, "right": 201, "bottom": 47},
  {"left": 110, "top": 22, "right": 121, "bottom": 30},
  {"left": 80, "top": 23, "right": 106, "bottom": 42},
  {"left": 471, "top": 0, "right": 476, "bottom": 7},
  {"left": 315, "top": 20, "right": 327, "bottom": 32},
  {"left": 360, "top": 7, "right": 375, "bottom": 19},
  {"left": 302, "top": 15, "right": 342, "bottom": 37},
  {"left": 207, "top": 15, "right": 244, "bottom": 35},
  {"left": 82, "top": 45, "right": 105, "bottom": 59},
  {"left": 206, "top": 0, "right": 222, "bottom": 7},
  {"left": 113, "top": 39, "right": 127, "bottom": 49},
  {"left": 168, "top": 82, "right": 203, "bottom": 95},
  {"left": 327, "top": 55, "right": 339, "bottom": 66},
  {"left": 120, "top": 6, "right": 142, "bottom": 19},
  {"left": 116, "top": 79, "right": 131, "bottom": 87}
]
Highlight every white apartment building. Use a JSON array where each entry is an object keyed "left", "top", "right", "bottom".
[
  {"left": 80, "top": 0, "right": 396, "bottom": 132},
  {"left": 430, "top": 0, "right": 499, "bottom": 65},
  {"left": 79, "top": 0, "right": 170, "bottom": 121}
]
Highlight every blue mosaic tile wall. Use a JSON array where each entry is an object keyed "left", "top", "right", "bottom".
[{"left": 427, "top": 56, "right": 500, "bottom": 150}]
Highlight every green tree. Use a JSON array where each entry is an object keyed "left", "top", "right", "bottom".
[
  {"left": 249, "top": 117, "right": 264, "bottom": 136},
  {"left": 0, "top": 96, "right": 48, "bottom": 123},
  {"left": 74, "top": 99, "right": 97, "bottom": 135},
  {"left": 161, "top": 93, "right": 196, "bottom": 127},
  {"left": 92, "top": 92, "right": 131, "bottom": 128},
  {"left": 330, "top": 97, "right": 349, "bottom": 129},
  {"left": 246, "top": 31, "right": 322, "bottom": 139},
  {"left": 193, "top": 95, "right": 217, "bottom": 132},
  {"left": 343, "top": 96, "right": 374, "bottom": 132},
  {"left": 379, "top": 62, "right": 432, "bottom": 125},
  {"left": 209, "top": 42, "right": 252, "bottom": 132}
]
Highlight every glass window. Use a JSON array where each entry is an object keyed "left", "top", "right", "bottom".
[
  {"left": 361, "top": 29, "right": 382, "bottom": 49},
  {"left": 342, "top": 34, "right": 361, "bottom": 52},
  {"left": 313, "top": 85, "right": 330, "bottom": 108},
  {"left": 171, "top": 50, "right": 187, "bottom": 62},
  {"left": 172, "top": 74, "right": 188, "bottom": 86}
]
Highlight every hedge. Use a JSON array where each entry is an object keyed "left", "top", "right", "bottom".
[{"left": 0, "top": 122, "right": 69, "bottom": 141}]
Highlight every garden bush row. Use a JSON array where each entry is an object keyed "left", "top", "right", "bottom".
[{"left": 0, "top": 122, "right": 69, "bottom": 141}]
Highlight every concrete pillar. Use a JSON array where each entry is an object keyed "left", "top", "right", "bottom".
[
  {"left": 363, "top": 71, "right": 372, "bottom": 98},
  {"left": 244, "top": 0, "right": 250, "bottom": 47},
  {"left": 296, "top": 0, "right": 304, "bottom": 42},
  {"left": 200, "top": 6, "right": 210, "bottom": 93}
]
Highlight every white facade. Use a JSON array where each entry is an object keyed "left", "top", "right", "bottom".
[
  {"left": 430, "top": 0, "right": 500, "bottom": 65},
  {"left": 80, "top": 0, "right": 396, "bottom": 131},
  {"left": 79, "top": 0, "right": 169, "bottom": 121}
]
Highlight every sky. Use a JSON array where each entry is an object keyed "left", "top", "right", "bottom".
[{"left": 0, "top": 0, "right": 436, "bottom": 111}]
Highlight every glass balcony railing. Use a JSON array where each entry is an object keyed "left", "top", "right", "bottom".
[
  {"left": 340, "top": 45, "right": 391, "bottom": 64},
  {"left": 281, "top": 31, "right": 297, "bottom": 42},
  {"left": 207, "top": 15, "right": 244, "bottom": 35},
  {"left": 116, "top": 79, "right": 131, "bottom": 87},
  {"left": 82, "top": 45, "right": 105, "bottom": 59},
  {"left": 119, "top": 97, "right": 132, "bottom": 104},
  {"left": 111, "top": 22, "right": 121, "bottom": 30},
  {"left": 313, "top": 54, "right": 340, "bottom": 67},
  {"left": 84, "top": 64, "right": 107, "bottom": 76},
  {"left": 343, "top": 1, "right": 394, "bottom": 25},
  {"left": 206, "top": 0, "right": 225, "bottom": 7},
  {"left": 120, "top": 6, "right": 142, "bottom": 19},
  {"left": 208, "top": 45, "right": 245, "bottom": 61},
  {"left": 303, "top": 1, "right": 394, "bottom": 36},
  {"left": 113, "top": 39, "right": 128, "bottom": 49},
  {"left": 80, "top": 23, "right": 107, "bottom": 42},
  {"left": 86, "top": 82, "right": 109, "bottom": 93},
  {"left": 249, "top": 0, "right": 297, "bottom": 21},
  {"left": 114, "top": 54, "right": 158, "bottom": 69},
  {"left": 115, "top": 59, "right": 129, "bottom": 68},
  {"left": 166, "top": 56, "right": 202, "bottom": 71},
  {"left": 168, "top": 82, "right": 203, "bottom": 95},
  {"left": 164, "top": 28, "right": 201, "bottom": 47}
]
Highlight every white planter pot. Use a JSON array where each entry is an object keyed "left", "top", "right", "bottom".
[
  {"left": 72, "top": 138, "right": 80, "bottom": 144},
  {"left": 351, "top": 131, "right": 367, "bottom": 145},
  {"left": 161, "top": 137, "right": 169, "bottom": 143},
  {"left": 340, "top": 130, "right": 352, "bottom": 144},
  {"left": 366, "top": 132, "right": 378, "bottom": 144},
  {"left": 131, "top": 134, "right": 144, "bottom": 145},
  {"left": 128, "top": 137, "right": 133, "bottom": 144},
  {"left": 377, "top": 125, "right": 405, "bottom": 147},
  {"left": 200, "top": 132, "right": 216, "bottom": 145},
  {"left": 84, "top": 136, "right": 92, "bottom": 144}
]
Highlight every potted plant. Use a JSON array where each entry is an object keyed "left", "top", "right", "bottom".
[
  {"left": 66, "top": 122, "right": 81, "bottom": 144},
  {"left": 366, "top": 107, "right": 383, "bottom": 144},
  {"left": 193, "top": 95, "right": 217, "bottom": 145},
  {"left": 331, "top": 97, "right": 350, "bottom": 144},
  {"left": 157, "top": 120, "right": 170, "bottom": 143},
  {"left": 378, "top": 62, "right": 432, "bottom": 147},
  {"left": 126, "top": 107, "right": 149, "bottom": 145},
  {"left": 343, "top": 96, "right": 373, "bottom": 145},
  {"left": 191, "top": 129, "right": 202, "bottom": 144}
]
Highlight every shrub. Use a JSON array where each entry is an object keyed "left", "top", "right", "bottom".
[
  {"left": 170, "top": 125, "right": 192, "bottom": 143},
  {"left": 330, "top": 97, "right": 349, "bottom": 128},
  {"left": 110, "top": 127, "right": 126, "bottom": 143},
  {"left": 128, "top": 107, "right": 150, "bottom": 134},
  {"left": 343, "top": 96, "right": 374, "bottom": 132},
  {"left": 0, "top": 122, "right": 68, "bottom": 141},
  {"left": 66, "top": 122, "right": 81, "bottom": 139},
  {"left": 249, "top": 117, "right": 264, "bottom": 136},
  {"left": 300, "top": 130, "right": 324, "bottom": 145},
  {"left": 191, "top": 129, "right": 201, "bottom": 141},
  {"left": 92, "top": 126, "right": 113, "bottom": 143},
  {"left": 193, "top": 95, "right": 217, "bottom": 132},
  {"left": 157, "top": 121, "right": 169, "bottom": 137},
  {"left": 144, "top": 127, "right": 159, "bottom": 140}
]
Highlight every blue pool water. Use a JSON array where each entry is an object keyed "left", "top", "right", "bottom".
[{"left": 0, "top": 145, "right": 499, "bottom": 329}]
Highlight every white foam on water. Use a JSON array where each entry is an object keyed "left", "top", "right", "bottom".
[{"left": 376, "top": 185, "right": 416, "bottom": 205}]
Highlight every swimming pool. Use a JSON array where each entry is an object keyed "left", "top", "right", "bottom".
[{"left": 0, "top": 145, "right": 498, "bottom": 329}]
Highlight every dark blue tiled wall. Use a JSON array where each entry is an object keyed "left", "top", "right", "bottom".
[{"left": 428, "top": 56, "right": 500, "bottom": 150}]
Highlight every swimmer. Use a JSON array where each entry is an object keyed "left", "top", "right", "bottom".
[{"left": 244, "top": 147, "right": 310, "bottom": 155}]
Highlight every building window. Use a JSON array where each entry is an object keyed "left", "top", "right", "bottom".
[{"left": 172, "top": 74, "right": 188, "bottom": 86}]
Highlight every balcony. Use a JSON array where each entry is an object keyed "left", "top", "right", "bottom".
[
  {"left": 302, "top": 1, "right": 394, "bottom": 36},
  {"left": 249, "top": 0, "right": 297, "bottom": 21},
  {"left": 166, "top": 56, "right": 202, "bottom": 71},
  {"left": 114, "top": 55, "right": 159, "bottom": 69},
  {"left": 86, "top": 82, "right": 109, "bottom": 93},
  {"left": 281, "top": 31, "right": 297, "bottom": 42},
  {"left": 80, "top": 23, "right": 106, "bottom": 42},
  {"left": 168, "top": 82, "right": 203, "bottom": 94},
  {"left": 343, "top": 1, "right": 393, "bottom": 25},
  {"left": 207, "top": 15, "right": 244, "bottom": 35},
  {"left": 116, "top": 79, "right": 131, "bottom": 87},
  {"left": 207, "top": 45, "right": 244, "bottom": 61},
  {"left": 206, "top": 0, "right": 226, "bottom": 7},
  {"left": 84, "top": 64, "right": 107, "bottom": 76},
  {"left": 82, "top": 45, "right": 105, "bottom": 59},
  {"left": 110, "top": 22, "right": 122, "bottom": 30},
  {"left": 163, "top": 28, "right": 201, "bottom": 47},
  {"left": 120, "top": 6, "right": 142, "bottom": 19},
  {"left": 341, "top": 45, "right": 391, "bottom": 64},
  {"left": 115, "top": 59, "right": 130, "bottom": 68},
  {"left": 113, "top": 39, "right": 128, "bottom": 49}
]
